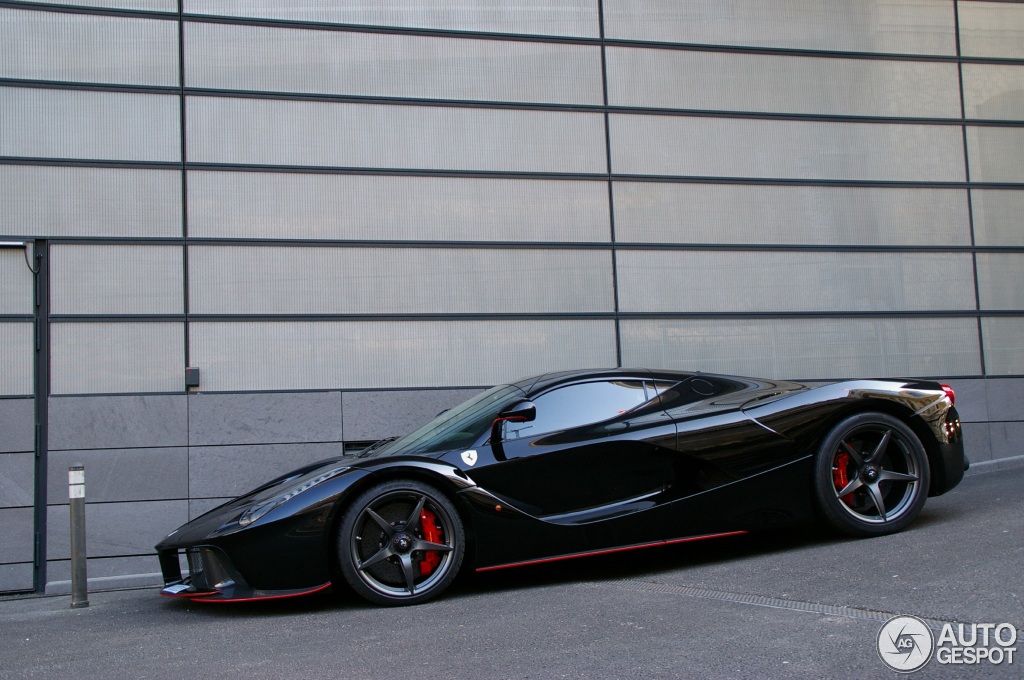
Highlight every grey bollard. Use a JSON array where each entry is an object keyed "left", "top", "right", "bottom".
[{"left": 69, "top": 465, "right": 89, "bottom": 608}]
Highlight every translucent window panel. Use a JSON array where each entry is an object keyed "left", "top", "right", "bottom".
[
  {"left": 0, "top": 87, "right": 180, "bottom": 162},
  {"left": 189, "top": 246, "right": 614, "bottom": 315},
  {"left": 0, "top": 9, "right": 178, "bottom": 86},
  {"left": 189, "top": 319, "right": 618, "bottom": 391},
  {"left": 962, "top": 64, "right": 1024, "bottom": 121},
  {"left": 50, "top": 322, "right": 184, "bottom": 394},
  {"left": 183, "top": 0, "right": 600, "bottom": 38},
  {"left": 0, "top": 166, "right": 182, "bottom": 238},
  {"left": 185, "top": 23, "right": 602, "bottom": 106},
  {"left": 613, "top": 183, "right": 971, "bottom": 247},
  {"left": 0, "top": 249, "right": 33, "bottom": 315},
  {"left": 967, "top": 127, "right": 1024, "bottom": 183},
  {"left": 0, "top": 324, "right": 33, "bottom": 396},
  {"left": 972, "top": 190, "right": 1024, "bottom": 247},
  {"left": 188, "top": 172, "right": 610, "bottom": 242},
  {"left": 610, "top": 115, "right": 965, "bottom": 182},
  {"left": 976, "top": 254, "right": 1024, "bottom": 311},
  {"left": 959, "top": 1, "right": 1024, "bottom": 59},
  {"left": 187, "top": 97, "right": 605, "bottom": 173},
  {"left": 620, "top": 317, "right": 981, "bottom": 380},
  {"left": 982, "top": 317, "right": 1024, "bottom": 375},
  {"left": 50, "top": 245, "right": 183, "bottom": 315},
  {"left": 606, "top": 48, "right": 960, "bottom": 119},
  {"left": 603, "top": 0, "right": 956, "bottom": 56},
  {"left": 616, "top": 251, "right": 976, "bottom": 314}
]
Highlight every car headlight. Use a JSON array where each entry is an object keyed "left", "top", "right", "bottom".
[{"left": 238, "top": 467, "right": 349, "bottom": 527}]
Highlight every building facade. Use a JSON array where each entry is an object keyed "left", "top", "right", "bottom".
[{"left": 1, "top": 0, "right": 1022, "bottom": 594}]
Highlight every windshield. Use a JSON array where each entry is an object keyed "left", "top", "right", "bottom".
[{"left": 361, "top": 384, "right": 528, "bottom": 457}]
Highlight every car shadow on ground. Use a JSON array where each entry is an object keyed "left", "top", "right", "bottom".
[{"left": 157, "top": 521, "right": 857, "bottom": 618}]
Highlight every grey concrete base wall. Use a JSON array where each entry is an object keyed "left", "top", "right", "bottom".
[
  {"left": 38, "top": 387, "right": 480, "bottom": 593},
  {"left": 2, "top": 378, "right": 1016, "bottom": 593}
]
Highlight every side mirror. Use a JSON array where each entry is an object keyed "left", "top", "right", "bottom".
[{"left": 489, "top": 401, "right": 536, "bottom": 459}]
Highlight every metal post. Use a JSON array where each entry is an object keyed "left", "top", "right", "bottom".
[{"left": 69, "top": 465, "right": 88, "bottom": 608}]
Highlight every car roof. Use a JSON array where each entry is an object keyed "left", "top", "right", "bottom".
[{"left": 507, "top": 367, "right": 698, "bottom": 396}]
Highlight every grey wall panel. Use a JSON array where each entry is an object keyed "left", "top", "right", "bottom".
[
  {"left": 184, "top": 0, "right": 600, "bottom": 37},
  {"left": 982, "top": 318, "right": 1024, "bottom": 376},
  {"left": 0, "top": 248, "right": 33, "bottom": 314},
  {"left": 50, "top": 245, "right": 183, "bottom": 315},
  {"left": 606, "top": 48, "right": 960, "bottom": 119},
  {"left": 0, "top": 452, "right": 34, "bottom": 508},
  {"left": 0, "top": 507, "right": 33, "bottom": 563},
  {"left": 46, "top": 500, "right": 188, "bottom": 560},
  {"left": 188, "top": 391, "right": 343, "bottom": 446},
  {"left": 976, "top": 254, "right": 1024, "bottom": 311},
  {"left": 189, "top": 246, "right": 615, "bottom": 315},
  {"left": 46, "top": 555, "right": 162, "bottom": 592},
  {"left": 962, "top": 422, "right": 992, "bottom": 463},
  {"left": 988, "top": 422, "right": 1024, "bottom": 462},
  {"left": 972, "top": 190, "right": 1024, "bottom": 247},
  {"left": 0, "top": 87, "right": 180, "bottom": 162},
  {"left": 962, "top": 63, "right": 1024, "bottom": 121},
  {"left": 41, "top": 1, "right": 176, "bottom": 10},
  {"left": 941, "top": 378, "right": 987, "bottom": 423},
  {"left": 186, "top": 22, "right": 602, "bottom": 105},
  {"left": 0, "top": 9, "right": 178, "bottom": 86},
  {"left": 604, "top": 0, "right": 956, "bottom": 56},
  {"left": 189, "top": 319, "right": 618, "bottom": 391},
  {"left": 959, "top": 1, "right": 1024, "bottom": 59},
  {"left": 985, "top": 377, "right": 1024, "bottom": 423},
  {"left": 0, "top": 166, "right": 182, "bottom": 239},
  {"left": 620, "top": 317, "right": 982, "bottom": 380},
  {"left": 967, "top": 127, "right": 1024, "bottom": 183},
  {"left": 610, "top": 115, "right": 965, "bottom": 182},
  {"left": 188, "top": 442, "right": 343, "bottom": 499},
  {"left": 342, "top": 388, "right": 484, "bottom": 441},
  {"left": 46, "top": 448, "right": 187, "bottom": 504},
  {"left": 0, "top": 324, "right": 33, "bottom": 397},
  {"left": 0, "top": 398, "right": 34, "bottom": 453},
  {"left": 187, "top": 97, "right": 605, "bottom": 173},
  {"left": 0, "top": 562, "right": 32, "bottom": 593},
  {"left": 188, "top": 172, "right": 610, "bottom": 242},
  {"left": 617, "top": 251, "right": 977, "bottom": 314},
  {"left": 613, "top": 184, "right": 971, "bottom": 246},
  {"left": 49, "top": 395, "right": 187, "bottom": 450},
  {"left": 50, "top": 323, "right": 184, "bottom": 395}
]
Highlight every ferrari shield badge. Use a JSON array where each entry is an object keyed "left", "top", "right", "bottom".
[{"left": 460, "top": 450, "right": 478, "bottom": 466}]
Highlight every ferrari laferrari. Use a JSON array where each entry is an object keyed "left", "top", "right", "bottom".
[{"left": 156, "top": 369, "right": 966, "bottom": 606}]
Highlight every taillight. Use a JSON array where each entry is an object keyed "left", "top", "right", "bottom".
[{"left": 941, "top": 384, "right": 955, "bottom": 406}]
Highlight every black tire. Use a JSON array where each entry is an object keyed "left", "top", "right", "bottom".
[
  {"left": 813, "top": 412, "right": 930, "bottom": 537},
  {"left": 336, "top": 479, "right": 464, "bottom": 606}
]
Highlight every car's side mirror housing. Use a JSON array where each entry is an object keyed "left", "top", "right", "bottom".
[{"left": 489, "top": 401, "right": 536, "bottom": 459}]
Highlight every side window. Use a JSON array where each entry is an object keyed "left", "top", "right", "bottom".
[{"left": 505, "top": 380, "right": 648, "bottom": 439}]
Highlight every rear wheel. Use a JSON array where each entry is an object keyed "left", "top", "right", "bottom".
[
  {"left": 813, "top": 412, "right": 930, "bottom": 537},
  {"left": 337, "top": 479, "right": 464, "bottom": 606}
]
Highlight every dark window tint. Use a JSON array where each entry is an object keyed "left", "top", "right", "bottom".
[{"left": 506, "top": 380, "right": 648, "bottom": 439}]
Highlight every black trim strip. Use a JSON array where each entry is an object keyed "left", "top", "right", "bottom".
[{"left": 4, "top": 157, "right": 1024, "bottom": 190}]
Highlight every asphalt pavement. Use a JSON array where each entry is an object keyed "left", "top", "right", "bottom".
[{"left": 2, "top": 461, "right": 1022, "bottom": 679}]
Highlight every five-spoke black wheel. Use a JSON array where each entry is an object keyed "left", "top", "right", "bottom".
[
  {"left": 337, "top": 480, "right": 464, "bottom": 606},
  {"left": 813, "top": 412, "right": 930, "bottom": 537}
]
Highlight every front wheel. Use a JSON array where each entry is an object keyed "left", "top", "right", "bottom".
[
  {"left": 336, "top": 479, "right": 464, "bottom": 606},
  {"left": 813, "top": 412, "right": 930, "bottom": 537}
]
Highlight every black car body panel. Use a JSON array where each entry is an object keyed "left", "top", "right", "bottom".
[{"left": 156, "top": 369, "right": 965, "bottom": 603}]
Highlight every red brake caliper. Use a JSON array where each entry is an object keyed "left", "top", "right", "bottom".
[
  {"left": 419, "top": 509, "right": 442, "bottom": 576},
  {"left": 832, "top": 451, "right": 853, "bottom": 506}
]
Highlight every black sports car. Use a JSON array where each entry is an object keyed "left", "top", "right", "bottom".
[{"left": 156, "top": 369, "right": 965, "bottom": 606}]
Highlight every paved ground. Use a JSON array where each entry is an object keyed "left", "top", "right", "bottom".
[{"left": 2, "top": 463, "right": 1021, "bottom": 679}]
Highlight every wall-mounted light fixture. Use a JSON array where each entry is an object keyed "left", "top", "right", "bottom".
[{"left": 0, "top": 240, "right": 37, "bottom": 273}]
